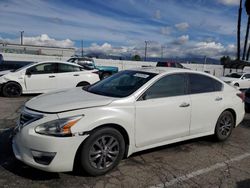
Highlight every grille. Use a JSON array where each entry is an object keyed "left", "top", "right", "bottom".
[{"left": 19, "top": 112, "right": 43, "bottom": 127}]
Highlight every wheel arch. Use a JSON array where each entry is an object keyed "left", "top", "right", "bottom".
[
  {"left": 2, "top": 81, "right": 23, "bottom": 93},
  {"left": 76, "top": 81, "right": 90, "bottom": 87},
  {"left": 73, "top": 123, "right": 130, "bottom": 172},
  {"left": 221, "top": 108, "right": 237, "bottom": 127}
]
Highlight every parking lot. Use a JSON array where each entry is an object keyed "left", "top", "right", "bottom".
[{"left": 0, "top": 96, "right": 250, "bottom": 188}]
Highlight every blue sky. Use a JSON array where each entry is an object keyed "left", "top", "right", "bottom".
[{"left": 0, "top": 0, "right": 247, "bottom": 58}]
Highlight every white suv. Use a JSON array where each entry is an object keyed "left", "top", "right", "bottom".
[
  {"left": 12, "top": 67, "right": 245, "bottom": 176},
  {"left": 0, "top": 61, "right": 100, "bottom": 97},
  {"left": 220, "top": 72, "right": 250, "bottom": 89}
]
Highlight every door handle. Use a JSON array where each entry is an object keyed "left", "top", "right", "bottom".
[
  {"left": 215, "top": 97, "right": 223, "bottom": 101},
  {"left": 49, "top": 75, "right": 55, "bottom": 78},
  {"left": 73, "top": 74, "right": 79, "bottom": 76},
  {"left": 179, "top": 102, "right": 190, "bottom": 107}
]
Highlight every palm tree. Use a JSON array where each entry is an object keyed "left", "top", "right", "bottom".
[
  {"left": 237, "top": 0, "right": 243, "bottom": 60},
  {"left": 243, "top": 0, "right": 250, "bottom": 60},
  {"left": 246, "top": 0, "right": 250, "bottom": 60}
]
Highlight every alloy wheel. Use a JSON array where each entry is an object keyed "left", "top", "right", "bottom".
[{"left": 89, "top": 135, "right": 119, "bottom": 170}]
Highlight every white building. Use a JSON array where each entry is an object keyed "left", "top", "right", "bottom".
[{"left": 0, "top": 43, "right": 75, "bottom": 57}]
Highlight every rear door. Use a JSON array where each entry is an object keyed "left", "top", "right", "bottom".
[
  {"left": 25, "top": 63, "right": 58, "bottom": 93},
  {"left": 56, "top": 63, "right": 85, "bottom": 89},
  {"left": 187, "top": 73, "right": 224, "bottom": 135}
]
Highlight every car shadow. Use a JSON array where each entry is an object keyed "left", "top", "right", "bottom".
[{"left": 0, "top": 129, "right": 60, "bottom": 181}]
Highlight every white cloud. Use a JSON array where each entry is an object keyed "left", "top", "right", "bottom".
[
  {"left": 0, "top": 34, "right": 74, "bottom": 48},
  {"left": 218, "top": 0, "right": 240, "bottom": 6},
  {"left": 173, "top": 35, "right": 189, "bottom": 45},
  {"left": 160, "top": 26, "right": 171, "bottom": 35},
  {"left": 82, "top": 43, "right": 132, "bottom": 56},
  {"left": 175, "top": 22, "right": 189, "bottom": 31},
  {"left": 154, "top": 10, "right": 161, "bottom": 19}
]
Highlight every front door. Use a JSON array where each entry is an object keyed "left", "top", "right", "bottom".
[
  {"left": 135, "top": 73, "right": 191, "bottom": 148},
  {"left": 25, "top": 63, "right": 58, "bottom": 93}
]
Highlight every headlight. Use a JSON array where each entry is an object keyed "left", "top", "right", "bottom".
[{"left": 35, "top": 115, "right": 82, "bottom": 137}]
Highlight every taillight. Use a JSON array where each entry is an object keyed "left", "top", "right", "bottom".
[{"left": 237, "top": 92, "right": 245, "bottom": 102}]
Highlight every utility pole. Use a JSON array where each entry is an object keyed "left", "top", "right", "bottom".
[
  {"left": 237, "top": 0, "right": 242, "bottom": 60},
  {"left": 144, "top": 41, "right": 149, "bottom": 61},
  {"left": 81, "top": 40, "right": 83, "bottom": 57},
  {"left": 20, "top": 31, "right": 24, "bottom": 45},
  {"left": 203, "top": 56, "right": 207, "bottom": 71},
  {"left": 161, "top": 45, "right": 165, "bottom": 58}
]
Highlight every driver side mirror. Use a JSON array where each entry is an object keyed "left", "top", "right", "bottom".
[
  {"left": 242, "top": 77, "right": 246, "bottom": 80},
  {"left": 26, "top": 69, "right": 32, "bottom": 76}
]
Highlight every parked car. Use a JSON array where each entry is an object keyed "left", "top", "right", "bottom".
[
  {"left": 67, "top": 57, "right": 118, "bottom": 79},
  {"left": 156, "top": 61, "right": 186, "bottom": 69},
  {"left": 245, "top": 88, "right": 250, "bottom": 113},
  {"left": 12, "top": 67, "right": 244, "bottom": 176},
  {"left": 0, "top": 61, "right": 100, "bottom": 97},
  {"left": 220, "top": 72, "right": 250, "bottom": 89}
]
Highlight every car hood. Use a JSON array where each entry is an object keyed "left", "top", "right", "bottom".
[
  {"left": 26, "top": 88, "right": 115, "bottom": 113},
  {"left": 0, "top": 70, "right": 12, "bottom": 76},
  {"left": 220, "top": 77, "right": 238, "bottom": 82}
]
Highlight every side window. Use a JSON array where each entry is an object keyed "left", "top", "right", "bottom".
[
  {"left": 143, "top": 74, "right": 187, "bottom": 100},
  {"left": 188, "top": 74, "right": 223, "bottom": 94},
  {"left": 27, "top": 63, "right": 57, "bottom": 74},
  {"left": 58, "top": 64, "right": 80, "bottom": 73},
  {"left": 243, "top": 74, "right": 250, "bottom": 79}
]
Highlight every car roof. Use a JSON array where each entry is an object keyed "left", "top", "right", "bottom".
[
  {"left": 130, "top": 67, "right": 192, "bottom": 74},
  {"left": 35, "top": 61, "right": 82, "bottom": 67}
]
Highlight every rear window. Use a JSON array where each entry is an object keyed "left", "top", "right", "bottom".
[
  {"left": 188, "top": 74, "right": 223, "bottom": 94},
  {"left": 226, "top": 73, "right": 242, "bottom": 78}
]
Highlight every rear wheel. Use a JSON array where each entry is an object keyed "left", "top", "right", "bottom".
[
  {"left": 2, "top": 82, "right": 22, "bottom": 97},
  {"left": 245, "top": 104, "right": 250, "bottom": 113},
  {"left": 76, "top": 81, "right": 90, "bottom": 87},
  {"left": 80, "top": 127, "right": 125, "bottom": 176},
  {"left": 101, "top": 72, "right": 111, "bottom": 79},
  {"left": 214, "top": 111, "right": 234, "bottom": 141}
]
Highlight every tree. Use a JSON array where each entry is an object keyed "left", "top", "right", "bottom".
[
  {"left": 220, "top": 56, "right": 231, "bottom": 65},
  {"left": 132, "top": 54, "right": 141, "bottom": 61},
  {"left": 246, "top": 0, "right": 250, "bottom": 60},
  {"left": 237, "top": 0, "right": 243, "bottom": 60},
  {"left": 243, "top": 0, "right": 250, "bottom": 60}
]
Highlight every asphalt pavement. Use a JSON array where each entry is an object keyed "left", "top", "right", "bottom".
[{"left": 0, "top": 95, "right": 250, "bottom": 188}]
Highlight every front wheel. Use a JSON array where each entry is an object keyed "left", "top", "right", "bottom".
[
  {"left": 80, "top": 127, "right": 125, "bottom": 176},
  {"left": 214, "top": 111, "right": 234, "bottom": 141},
  {"left": 2, "top": 82, "right": 22, "bottom": 97}
]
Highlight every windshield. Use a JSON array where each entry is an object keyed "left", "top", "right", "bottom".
[
  {"left": 226, "top": 73, "right": 242, "bottom": 78},
  {"left": 13, "top": 62, "right": 35, "bottom": 72},
  {"left": 87, "top": 70, "right": 157, "bottom": 97}
]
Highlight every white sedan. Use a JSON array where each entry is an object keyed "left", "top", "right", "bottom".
[
  {"left": 0, "top": 61, "right": 100, "bottom": 97},
  {"left": 12, "top": 67, "right": 245, "bottom": 176},
  {"left": 220, "top": 72, "right": 250, "bottom": 89}
]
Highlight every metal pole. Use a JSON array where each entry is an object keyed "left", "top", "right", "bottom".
[
  {"left": 144, "top": 41, "right": 148, "bottom": 61},
  {"left": 20, "top": 31, "right": 24, "bottom": 45},
  {"left": 161, "top": 45, "right": 165, "bottom": 58},
  {"left": 81, "top": 40, "right": 83, "bottom": 57}
]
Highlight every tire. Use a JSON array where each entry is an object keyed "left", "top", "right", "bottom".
[
  {"left": 2, "top": 82, "right": 22, "bottom": 97},
  {"left": 234, "top": 83, "right": 239, "bottom": 88},
  {"left": 80, "top": 127, "right": 125, "bottom": 176},
  {"left": 245, "top": 104, "right": 250, "bottom": 113},
  {"left": 76, "top": 81, "right": 90, "bottom": 87},
  {"left": 214, "top": 111, "right": 235, "bottom": 141},
  {"left": 101, "top": 72, "right": 111, "bottom": 80}
]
